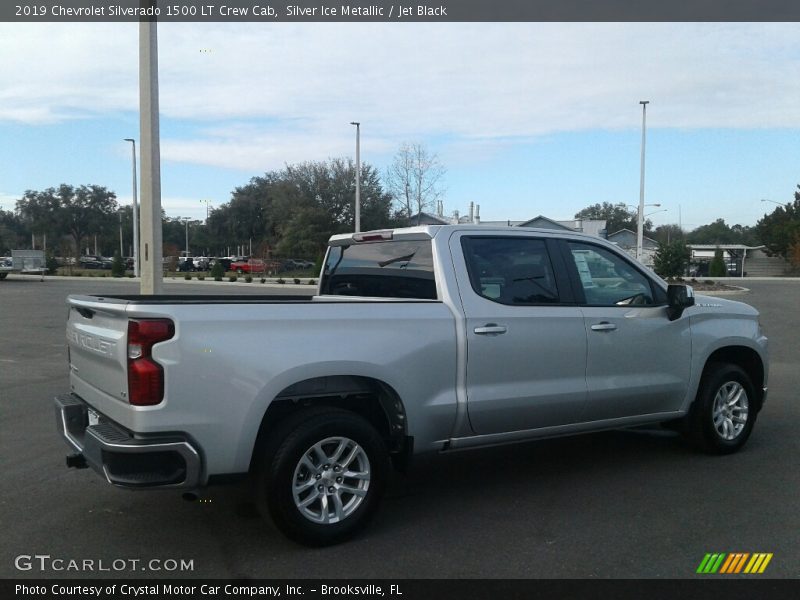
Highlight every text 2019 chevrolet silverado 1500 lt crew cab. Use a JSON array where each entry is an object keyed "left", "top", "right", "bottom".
[{"left": 56, "top": 225, "right": 768, "bottom": 545}]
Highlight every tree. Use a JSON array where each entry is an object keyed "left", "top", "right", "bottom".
[
  {"left": 0, "top": 208, "right": 25, "bottom": 253},
  {"left": 709, "top": 248, "right": 726, "bottom": 277},
  {"left": 653, "top": 240, "right": 690, "bottom": 278},
  {"left": 385, "top": 142, "right": 446, "bottom": 222},
  {"left": 688, "top": 218, "right": 757, "bottom": 246},
  {"left": 214, "top": 158, "right": 398, "bottom": 260},
  {"left": 755, "top": 187, "right": 800, "bottom": 258},
  {"left": 16, "top": 184, "right": 118, "bottom": 255},
  {"left": 574, "top": 202, "right": 652, "bottom": 235},
  {"left": 653, "top": 224, "right": 685, "bottom": 245}
]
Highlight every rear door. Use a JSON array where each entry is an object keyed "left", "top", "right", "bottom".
[
  {"left": 560, "top": 240, "right": 691, "bottom": 420},
  {"left": 451, "top": 233, "right": 588, "bottom": 435}
]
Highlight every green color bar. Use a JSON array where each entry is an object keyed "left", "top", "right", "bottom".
[
  {"left": 697, "top": 554, "right": 713, "bottom": 573},
  {"left": 710, "top": 553, "right": 727, "bottom": 573}
]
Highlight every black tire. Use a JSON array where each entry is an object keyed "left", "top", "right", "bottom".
[
  {"left": 686, "top": 363, "right": 757, "bottom": 454},
  {"left": 255, "top": 408, "right": 389, "bottom": 546}
]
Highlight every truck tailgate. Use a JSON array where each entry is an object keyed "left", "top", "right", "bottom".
[{"left": 67, "top": 297, "right": 131, "bottom": 418}]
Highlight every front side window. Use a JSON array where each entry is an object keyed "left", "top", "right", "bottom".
[
  {"left": 462, "top": 237, "right": 560, "bottom": 305},
  {"left": 321, "top": 240, "right": 436, "bottom": 299},
  {"left": 567, "top": 242, "right": 655, "bottom": 306}
]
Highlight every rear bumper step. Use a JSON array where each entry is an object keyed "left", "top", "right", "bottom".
[{"left": 54, "top": 393, "right": 202, "bottom": 489}]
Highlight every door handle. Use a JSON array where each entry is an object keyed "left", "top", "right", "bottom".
[
  {"left": 590, "top": 322, "right": 617, "bottom": 332},
  {"left": 474, "top": 324, "right": 507, "bottom": 335}
]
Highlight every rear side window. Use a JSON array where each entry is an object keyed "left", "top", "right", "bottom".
[
  {"left": 461, "top": 237, "right": 560, "bottom": 305},
  {"left": 320, "top": 240, "right": 437, "bottom": 299}
]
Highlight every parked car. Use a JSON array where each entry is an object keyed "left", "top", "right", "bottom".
[
  {"left": 55, "top": 225, "right": 768, "bottom": 546},
  {"left": 230, "top": 258, "right": 265, "bottom": 274},
  {"left": 79, "top": 255, "right": 112, "bottom": 270}
]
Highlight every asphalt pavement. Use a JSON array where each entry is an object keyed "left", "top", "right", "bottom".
[{"left": 1, "top": 277, "right": 798, "bottom": 579}]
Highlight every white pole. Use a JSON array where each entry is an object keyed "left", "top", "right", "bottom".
[
  {"left": 124, "top": 139, "right": 139, "bottom": 276},
  {"left": 351, "top": 122, "right": 361, "bottom": 232},
  {"left": 139, "top": 17, "right": 163, "bottom": 294},
  {"left": 637, "top": 100, "right": 649, "bottom": 262}
]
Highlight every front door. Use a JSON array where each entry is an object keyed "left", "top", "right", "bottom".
[{"left": 563, "top": 241, "right": 691, "bottom": 421}]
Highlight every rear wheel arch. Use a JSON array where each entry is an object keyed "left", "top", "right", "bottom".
[{"left": 249, "top": 375, "right": 410, "bottom": 473}]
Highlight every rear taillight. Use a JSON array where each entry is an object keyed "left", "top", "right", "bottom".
[{"left": 127, "top": 319, "right": 174, "bottom": 406}]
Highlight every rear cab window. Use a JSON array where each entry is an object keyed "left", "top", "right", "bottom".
[{"left": 320, "top": 240, "right": 437, "bottom": 299}]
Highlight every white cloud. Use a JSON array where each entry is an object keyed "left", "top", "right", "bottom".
[{"left": 2, "top": 22, "right": 800, "bottom": 171}]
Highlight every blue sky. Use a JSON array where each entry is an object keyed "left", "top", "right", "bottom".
[{"left": 1, "top": 22, "right": 799, "bottom": 230}]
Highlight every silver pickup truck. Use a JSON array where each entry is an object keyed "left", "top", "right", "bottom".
[{"left": 56, "top": 225, "right": 768, "bottom": 545}]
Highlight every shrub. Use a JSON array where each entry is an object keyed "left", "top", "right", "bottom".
[
  {"left": 308, "top": 279, "right": 316, "bottom": 285},
  {"left": 197, "top": 275, "right": 205, "bottom": 281},
  {"left": 709, "top": 248, "right": 726, "bottom": 277},
  {"left": 127, "top": 273, "right": 134, "bottom": 278},
  {"left": 260, "top": 278, "right": 266, "bottom": 283},
  {"left": 75, "top": 272, "right": 83, "bottom": 277},
  {"left": 293, "top": 278, "right": 301, "bottom": 284},
  {"left": 184, "top": 272, "right": 192, "bottom": 280},
  {"left": 277, "top": 278, "right": 286, "bottom": 284},
  {"left": 46, "top": 254, "right": 59, "bottom": 275},
  {"left": 705, "top": 280, "right": 715, "bottom": 285},
  {"left": 245, "top": 275, "right": 253, "bottom": 283},
  {"left": 210, "top": 261, "right": 224, "bottom": 280},
  {"left": 111, "top": 251, "right": 125, "bottom": 277},
  {"left": 229, "top": 275, "right": 238, "bottom": 282}
]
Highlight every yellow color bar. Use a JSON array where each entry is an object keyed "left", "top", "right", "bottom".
[{"left": 758, "top": 553, "right": 773, "bottom": 574}]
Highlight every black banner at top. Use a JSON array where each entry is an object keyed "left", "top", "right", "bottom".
[{"left": 3, "top": 0, "right": 800, "bottom": 23}]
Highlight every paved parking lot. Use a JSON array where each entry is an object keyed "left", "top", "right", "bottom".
[{"left": 1, "top": 277, "right": 798, "bottom": 579}]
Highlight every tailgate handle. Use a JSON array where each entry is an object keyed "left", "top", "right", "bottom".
[{"left": 76, "top": 307, "right": 94, "bottom": 319}]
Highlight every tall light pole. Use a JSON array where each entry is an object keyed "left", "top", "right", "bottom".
[
  {"left": 138, "top": 15, "right": 163, "bottom": 294},
  {"left": 637, "top": 100, "right": 650, "bottom": 262},
  {"left": 123, "top": 138, "right": 139, "bottom": 277},
  {"left": 118, "top": 210, "right": 124, "bottom": 257},
  {"left": 182, "top": 218, "right": 190, "bottom": 257},
  {"left": 200, "top": 199, "right": 211, "bottom": 222},
  {"left": 350, "top": 122, "right": 361, "bottom": 232}
]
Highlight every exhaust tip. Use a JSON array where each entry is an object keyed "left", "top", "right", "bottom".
[{"left": 182, "top": 492, "right": 198, "bottom": 502}]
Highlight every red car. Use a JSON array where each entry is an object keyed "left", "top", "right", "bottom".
[{"left": 230, "top": 259, "right": 265, "bottom": 274}]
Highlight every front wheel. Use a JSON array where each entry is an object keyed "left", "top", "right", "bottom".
[
  {"left": 686, "top": 363, "right": 757, "bottom": 454},
  {"left": 256, "top": 408, "right": 389, "bottom": 546}
]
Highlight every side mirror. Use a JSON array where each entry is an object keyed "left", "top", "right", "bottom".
[{"left": 667, "top": 284, "right": 695, "bottom": 321}]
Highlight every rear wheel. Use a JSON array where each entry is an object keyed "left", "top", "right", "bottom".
[
  {"left": 686, "top": 363, "right": 757, "bottom": 454},
  {"left": 256, "top": 408, "right": 389, "bottom": 546}
]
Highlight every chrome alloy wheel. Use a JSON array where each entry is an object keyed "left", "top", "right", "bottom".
[
  {"left": 291, "top": 436, "right": 371, "bottom": 524},
  {"left": 712, "top": 381, "right": 749, "bottom": 441}
]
